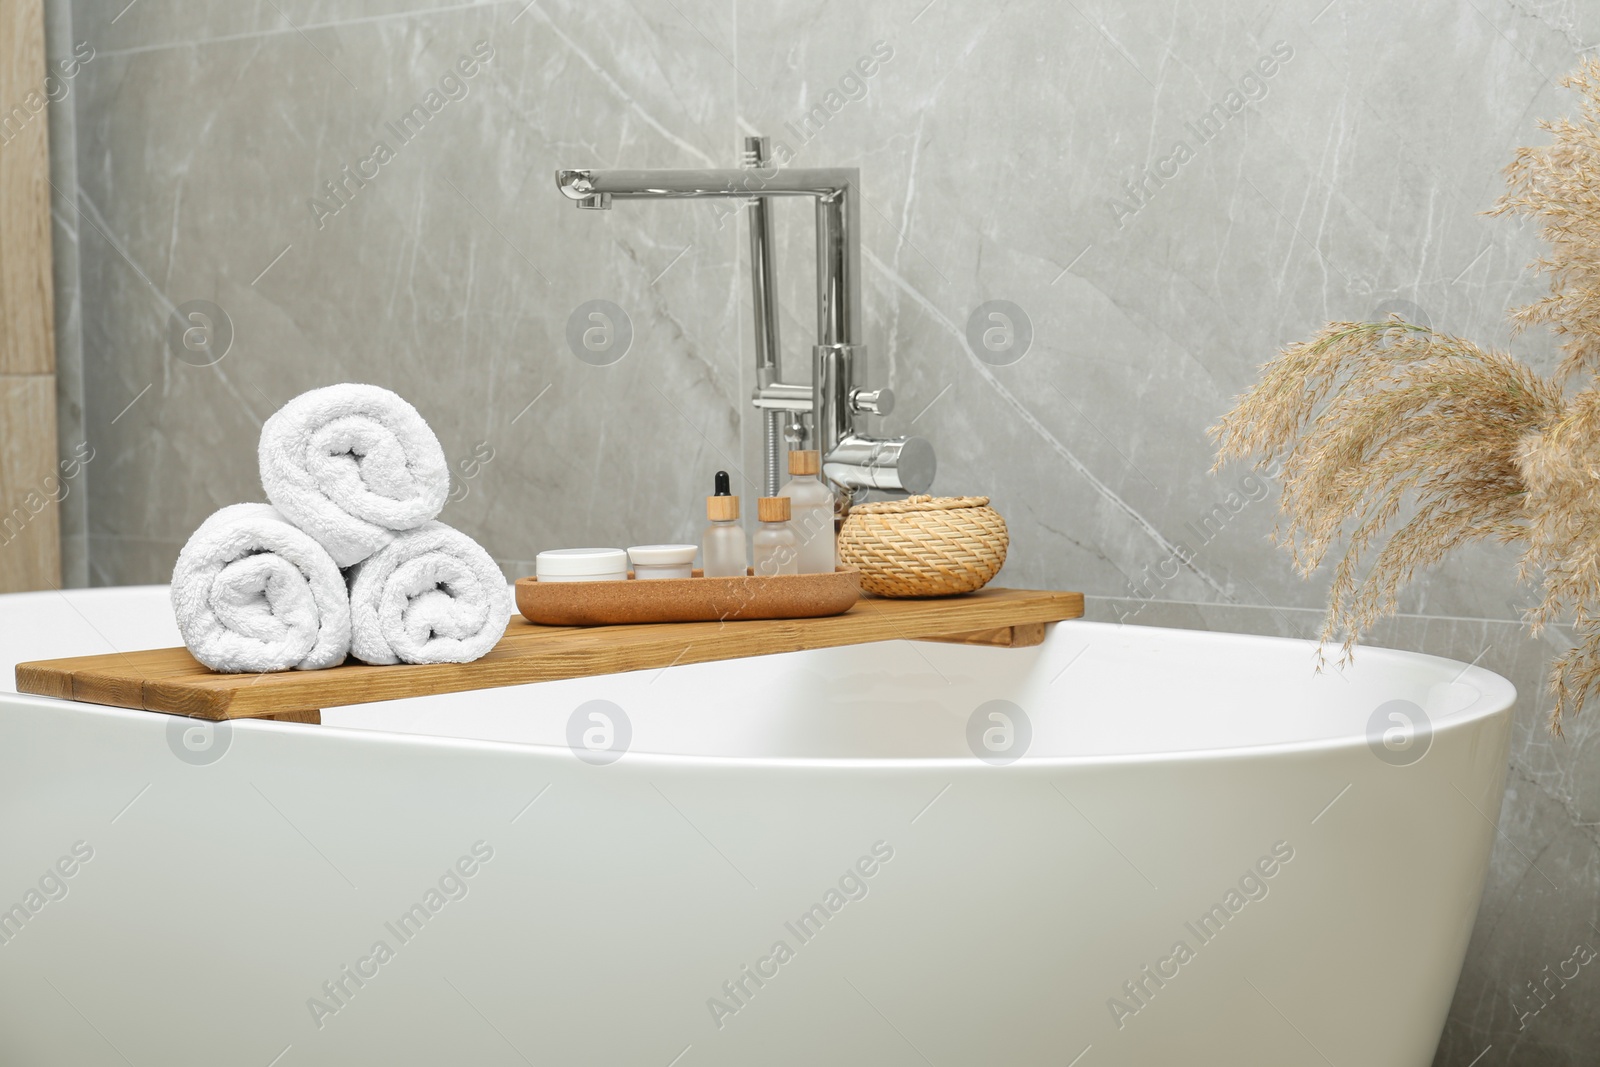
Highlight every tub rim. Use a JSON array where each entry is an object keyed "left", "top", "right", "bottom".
[
  {"left": 0, "top": 667, "right": 1515, "bottom": 772},
  {"left": 0, "top": 586, "right": 1518, "bottom": 770}
]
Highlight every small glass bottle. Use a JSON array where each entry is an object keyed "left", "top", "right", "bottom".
[
  {"left": 779, "top": 450, "right": 836, "bottom": 574},
  {"left": 753, "top": 496, "right": 799, "bottom": 576},
  {"left": 702, "top": 471, "right": 748, "bottom": 578}
]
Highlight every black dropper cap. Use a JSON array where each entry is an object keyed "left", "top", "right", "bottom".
[{"left": 707, "top": 470, "right": 739, "bottom": 520}]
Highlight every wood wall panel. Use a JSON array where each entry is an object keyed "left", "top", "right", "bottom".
[
  {"left": 0, "top": 0, "right": 61, "bottom": 591},
  {"left": 0, "top": 374, "right": 60, "bottom": 589}
]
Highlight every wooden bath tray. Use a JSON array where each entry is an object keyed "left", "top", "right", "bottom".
[
  {"left": 13, "top": 587, "right": 1083, "bottom": 722},
  {"left": 517, "top": 568, "right": 860, "bottom": 626}
]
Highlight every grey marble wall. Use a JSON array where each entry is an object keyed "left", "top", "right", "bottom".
[
  {"left": 42, "top": 0, "right": 88, "bottom": 588},
  {"left": 42, "top": 0, "right": 1600, "bottom": 1061}
]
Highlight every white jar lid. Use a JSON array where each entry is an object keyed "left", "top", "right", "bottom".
[
  {"left": 627, "top": 544, "right": 698, "bottom": 566},
  {"left": 536, "top": 548, "right": 629, "bottom": 577}
]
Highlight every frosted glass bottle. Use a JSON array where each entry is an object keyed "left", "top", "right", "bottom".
[
  {"left": 702, "top": 471, "right": 748, "bottom": 578},
  {"left": 779, "top": 450, "right": 836, "bottom": 574},
  {"left": 753, "top": 497, "right": 800, "bottom": 576}
]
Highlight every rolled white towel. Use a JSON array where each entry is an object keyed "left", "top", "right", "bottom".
[
  {"left": 171, "top": 504, "right": 352, "bottom": 673},
  {"left": 347, "top": 522, "right": 510, "bottom": 665},
  {"left": 259, "top": 383, "right": 450, "bottom": 567}
]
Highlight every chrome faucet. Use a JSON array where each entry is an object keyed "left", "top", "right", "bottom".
[{"left": 555, "top": 137, "right": 935, "bottom": 509}]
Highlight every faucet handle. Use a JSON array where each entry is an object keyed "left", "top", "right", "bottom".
[{"left": 849, "top": 387, "right": 895, "bottom": 418}]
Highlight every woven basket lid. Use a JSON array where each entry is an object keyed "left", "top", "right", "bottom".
[{"left": 849, "top": 494, "right": 991, "bottom": 515}]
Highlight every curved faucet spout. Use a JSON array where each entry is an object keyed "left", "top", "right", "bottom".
[
  {"left": 556, "top": 166, "right": 859, "bottom": 201},
  {"left": 555, "top": 170, "right": 611, "bottom": 209},
  {"left": 554, "top": 150, "right": 935, "bottom": 504}
]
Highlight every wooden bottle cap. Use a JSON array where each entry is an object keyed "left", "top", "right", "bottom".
[
  {"left": 788, "top": 450, "right": 820, "bottom": 476},
  {"left": 758, "top": 496, "right": 791, "bottom": 522},
  {"left": 706, "top": 494, "right": 740, "bottom": 521}
]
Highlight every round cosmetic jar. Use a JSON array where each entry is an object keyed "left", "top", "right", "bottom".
[
  {"left": 627, "top": 544, "right": 698, "bottom": 580},
  {"left": 536, "top": 548, "right": 630, "bottom": 583}
]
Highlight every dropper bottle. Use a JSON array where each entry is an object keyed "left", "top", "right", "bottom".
[
  {"left": 702, "top": 471, "right": 748, "bottom": 578},
  {"left": 779, "top": 449, "right": 836, "bottom": 574},
  {"left": 753, "top": 496, "right": 799, "bottom": 576}
]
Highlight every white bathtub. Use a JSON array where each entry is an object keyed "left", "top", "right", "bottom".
[{"left": 0, "top": 586, "right": 1512, "bottom": 1066}]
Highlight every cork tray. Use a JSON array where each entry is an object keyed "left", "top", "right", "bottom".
[
  {"left": 516, "top": 568, "right": 861, "bottom": 626},
  {"left": 14, "top": 587, "right": 1085, "bottom": 723}
]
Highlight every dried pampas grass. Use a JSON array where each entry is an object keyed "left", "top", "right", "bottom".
[
  {"left": 1213, "top": 59, "right": 1600, "bottom": 734},
  {"left": 1493, "top": 59, "right": 1600, "bottom": 382}
]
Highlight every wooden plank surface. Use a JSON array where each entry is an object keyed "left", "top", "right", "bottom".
[
  {"left": 0, "top": 0, "right": 62, "bottom": 593},
  {"left": 15, "top": 588, "right": 1084, "bottom": 720}
]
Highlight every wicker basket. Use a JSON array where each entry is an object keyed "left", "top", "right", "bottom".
[{"left": 838, "top": 495, "right": 1008, "bottom": 598}]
